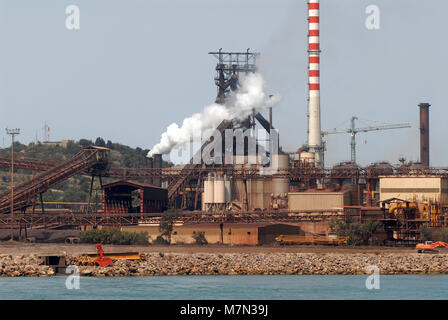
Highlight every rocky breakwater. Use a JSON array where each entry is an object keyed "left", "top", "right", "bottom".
[
  {"left": 0, "top": 254, "right": 55, "bottom": 277},
  {"left": 71, "top": 252, "right": 448, "bottom": 277}
]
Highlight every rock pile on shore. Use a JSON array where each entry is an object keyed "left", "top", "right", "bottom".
[
  {"left": 70, "top": 252, "right": 448, "bottom": 277},
  {"left": 2, "top": 252, "right": 448, "bottom": 277},
  {"left": 0, "top": 254, "right": 54, "bottom": 277}
]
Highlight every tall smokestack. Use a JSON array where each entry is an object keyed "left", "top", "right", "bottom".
[
  {"left": 307, "top": 0, "right": 322, "bottom": 167},
  {"left": 419, "top": 103, "right": 430, "bottom": 167},
  {"left": 153, "top": 154, "right": 162, "bottom": 187},
  {"left": 147, "top": 157, "right": 154, "bottom": 185}
]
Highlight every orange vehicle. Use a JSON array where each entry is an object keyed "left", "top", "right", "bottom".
[
  {"left": 416, "top": 241, "right": 448, "bottom": 253},
  {"left": 275, "top": 234, "right": 349, "bottom": 245}
]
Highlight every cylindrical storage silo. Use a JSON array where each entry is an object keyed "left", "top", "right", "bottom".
[
  {"left": 245, "top": 178, "right": 264, "bottom": 210},
  {"left": 300, "top": 152, "right": 315, "bottom": 164},
  {"left": 254, "top": 179, "right": 265, "bottom": 209},
  {"left": 224, "top": 176, "right": 232, "bottom": 203},
  {"left": 246, "top": 179, "right": 254, "bottom": 210},
  {"left": 232, "top": 178, "right": 245, "bottom": 205},
  {"left": 271, "top": 153, "right": 290, "bottom": 171},
  {"left": 204, "top": 179, "right": 214, "bottom": 204},
  {"left": 214, "top": 176, "right": 225, "bottom": 204},
  {"left": 233, "top": 155, "right": 246, "bottom": 166},
  {"left": 271, "top": 153, "right": 289, "bottom": 196},
  {"left": 272, "top": 178, "right": 289, "bottom": 195},
  {"left": 263, "top": 179, "right": 272, "bottom": 209}
]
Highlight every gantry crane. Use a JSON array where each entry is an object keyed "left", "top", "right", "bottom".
[{"left": 322, "top": 116, "right": 411, "bottom": 164}]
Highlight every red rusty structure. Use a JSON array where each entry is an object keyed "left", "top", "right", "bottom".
[
  {"left": 0, "top": 156, "right": 58, "bottom": 172},
  {"left": 95, "top": 243, "right": 112, "bottom": 267},
  {"left": 0, "top": 210, "right": 344, "bottom": 230},
  {"left": 5, "top": 154, "right": 448, "bottom": 208},
  {"left": 102, "top": 181, "right": 167, "bottom": 217},
  {"left": 0, "top": 147, "right": 109, "bottom": 214},
  {"left": 419, "top": 102, "right": 430, "bottom": 167}
]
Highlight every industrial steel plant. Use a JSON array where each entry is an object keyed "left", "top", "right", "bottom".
[{"left": 0, "top": 0, "right": 444, "bottom": 246}]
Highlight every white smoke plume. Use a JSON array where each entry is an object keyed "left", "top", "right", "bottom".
[{"left": 147, "top": 72, "right": 280, "bottom": 157}]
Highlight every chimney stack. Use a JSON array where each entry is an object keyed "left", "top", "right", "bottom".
[
  {"left": 307, "top": 0, "right": 323, "bottom": 167},
  {"left": 152, "top": 154, "right": 162, "bottom": 187},
  {"left": 418, "top": 103, "right": 430, "bottom": 167}
]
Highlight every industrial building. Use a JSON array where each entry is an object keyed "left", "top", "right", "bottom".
[
  {"left": 0, "top": 0, "right": 444, "bottom": 245},
  {"left": 102, "top": 181, "right": 167, "bottom": 215},
  {"left": 123, "top": 223, "right": 305, "bottom": 246},
  {"left": 379, "top": 176, "right": 448, "bottom": 204},
  {"left": 288, "top": 191, "right": 350, "bottom": 212}
]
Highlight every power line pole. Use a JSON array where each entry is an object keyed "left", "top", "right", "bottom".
[{"left": 6, "top": 128, "right": 20, "bottom": 241}]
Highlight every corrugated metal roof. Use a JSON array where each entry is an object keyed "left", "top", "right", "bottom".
[{"left": 102, "top": 180, "right": 167, "bottom": 190}]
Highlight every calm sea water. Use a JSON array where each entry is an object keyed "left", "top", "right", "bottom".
[{"left": 0, "top": 275, "right": 447, "bottom": 300}]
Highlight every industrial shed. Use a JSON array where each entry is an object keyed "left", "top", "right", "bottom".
[
  {"left": 257, "top": 224, "right": 305, "bottom": 245},
  {"left": 379, "top": 176, "right": 448, "bottom": 203},
  {"left": 102, "top": 180, "right": 167, "bottom": 215},
  {"left": 123, "top": 223, "right": 304, "bottom": 245},
  {"left": 288, "top": 191, "right": 351, "bottom": 211}
]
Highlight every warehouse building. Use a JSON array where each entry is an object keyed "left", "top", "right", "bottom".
[
  {"left": 102, "top": 180, "right": 167, "bottom": 215},
  {"left": 379, "top": 176, "right": 448, "bottom": 204},
  {"left": 123, "top": 223, "right": 304, "bottom": 245},
  {"left": 288, "top": 190, "right": 351, "bottom": 212}
]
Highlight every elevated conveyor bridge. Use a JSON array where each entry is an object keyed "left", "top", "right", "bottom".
[{"left": 0, "top": 147, "right": 109, "bottom": 214}]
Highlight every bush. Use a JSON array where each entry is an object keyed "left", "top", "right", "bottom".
[
  {"left": 153, "top": 235, "right": 170, "bottom": 245},
  {"left": 158, "top": 209, "right": 180, "bottom": 244},
  {"left": 419, "top": 224, "right": 448, "bottom": 242},
  {"left": 193, "top": 231, "right": 208, "bottom": 245},
  {"left": 328, "top": 218, "right": 382, "bottom": 245},
  {"left": 79, "top": 228, "right": 148, "bottom": 245}
]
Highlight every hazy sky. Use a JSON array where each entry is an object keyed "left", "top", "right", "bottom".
[{"left": 0, "top": 0, "right": 445, "bottom": 167}]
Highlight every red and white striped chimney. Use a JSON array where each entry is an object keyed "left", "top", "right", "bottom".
[{"left": 307, "top": 0, "right": 322, "bottom": 167}]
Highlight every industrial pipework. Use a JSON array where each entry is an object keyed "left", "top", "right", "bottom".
[{"left": 307, "top": 0, "right": 323, "bottom": 168}]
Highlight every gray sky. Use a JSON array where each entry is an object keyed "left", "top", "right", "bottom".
[{"left": 0, "top": 0, "right": 445, "bottom": 167}]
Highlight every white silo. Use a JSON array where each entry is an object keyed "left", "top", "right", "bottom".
[
  {"left": 271, "top": 154, "right": 290, "bottom": 196},
  {"left": 203, "top": 175, "right": 214, "bottom": 211},
  {"left": 224, "top": 175, "right": 232, "bottom": 204},
  {"left": 300, "top": 152, "right": 315, "bottom": 164},
  {"left": 214, "top": 175, "right": 225, "bottom": 205}
]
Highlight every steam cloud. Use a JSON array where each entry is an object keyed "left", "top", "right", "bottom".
[{"left": 147, "top": 73, "right": 280, "bottom": 157}]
